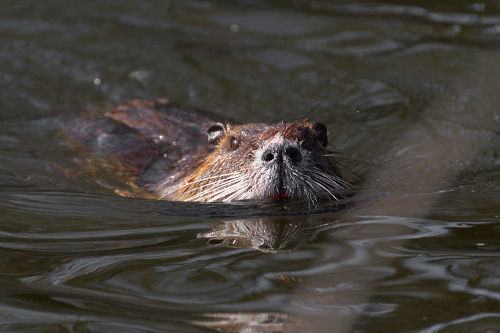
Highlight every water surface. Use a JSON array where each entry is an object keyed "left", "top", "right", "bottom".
[{"left": 0, "top": 1, "right": 499, "bottom": 332}]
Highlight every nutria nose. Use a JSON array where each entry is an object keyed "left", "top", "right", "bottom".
[{"left": 262, "top": 146, "right": 302, "bottom": 164}]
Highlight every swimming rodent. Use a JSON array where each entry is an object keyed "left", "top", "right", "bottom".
[{"left": 64, "top": 99, "right": 348, "bottom": 206}]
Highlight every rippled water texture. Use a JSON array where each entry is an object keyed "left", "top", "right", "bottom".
[{"left": 1, "top": 1, "right": 499, "bottom": 332}]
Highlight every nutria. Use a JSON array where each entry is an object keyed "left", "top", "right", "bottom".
[{"left": 63, "top": 99, "right": 348, "bottom": 206}]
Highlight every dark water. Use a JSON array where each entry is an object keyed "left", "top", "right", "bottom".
[{"left": 1, "top": 1, "right": 500, "bottom": 332}]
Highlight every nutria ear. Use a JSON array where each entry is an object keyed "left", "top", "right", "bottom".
[
  {"left": 313, "top": 122, "right": 328, "bottom": 147},
  {"left": 207, "top": 123, "right": 225, "bottom": 146}
]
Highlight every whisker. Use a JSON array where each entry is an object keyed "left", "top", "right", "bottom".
[
  {"left": 169, "top": 175, "right": 242, "bottom": 201},
  {"left": 333, "top": 159, "right": 366, "bottom": 181},
  {"left": 310, "top": 169, "right": 349, "bottom": 189},
  {"left": 314, "top": 179, "right": 339, "bottom": 201},
  {"left": 207, "top": 179, "right": 248, "bottom": 202},
  {"left": 183, "top": 176, "right": 243, "bottom": 201},
  {"left": 193, "top": 175, "right": 246, "bottom": 201},
  {"left": 301, "top": 178, "right": 319, "bottom": 206},
  {"left": 175, "top": 171, "right": 240, "bottom": 189}
]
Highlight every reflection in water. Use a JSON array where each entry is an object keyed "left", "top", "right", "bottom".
[
  {"left": 194, "top": 312, "right": 304, "bottom": 333},
  {"left": 198, "top": 217, "right": 335, "bottom": 253}
]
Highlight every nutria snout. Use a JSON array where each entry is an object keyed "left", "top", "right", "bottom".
[{"left": 261, "top": 144, "right": 302, "bottom": 165}]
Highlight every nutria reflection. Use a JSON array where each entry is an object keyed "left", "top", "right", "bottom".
[
  {"left": 193, "top": 312, "right": 305, "bottom": 333},
  {"left": 198, "top": 216, "right": 336, "bottom": 253}
]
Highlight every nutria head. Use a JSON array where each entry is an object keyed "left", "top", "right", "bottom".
[{"left": 157, "top": 121, "right": 347, "bottom": 206}]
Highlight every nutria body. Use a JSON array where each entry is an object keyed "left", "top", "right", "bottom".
[{"left": 64, "top": 99, "right": 347, "bottom": 205}]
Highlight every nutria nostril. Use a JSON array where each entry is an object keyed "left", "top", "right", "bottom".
[
  {"left": 263, "top": 151, "right": 275, "bottom": 162},
  {"left": 285, "top": 147, "right": 302, "bottom": 163},
  {"left": 262, "top": 146, "right": 302, "bottom": 165}
]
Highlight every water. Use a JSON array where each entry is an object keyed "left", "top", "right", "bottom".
[{"left": 1, "top": 1, "right": 499, "bottom": 332}]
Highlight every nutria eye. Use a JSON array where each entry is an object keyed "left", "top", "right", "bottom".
[
  {"left": 313, "top": 122, "right": 328, "bottom": 147},
  {"left": 207, "top": 123, "right": 225, "bottom": 146},
  {"left": 229, "top": 137, "right": 240, "bottom": 151}
]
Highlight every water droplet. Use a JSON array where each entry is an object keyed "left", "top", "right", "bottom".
[
  {"left": 128, "top": 70, "right": 147, "bottom": 82},
  {"left": 230, "top": 24, "right": 240, "bottom": 33}
]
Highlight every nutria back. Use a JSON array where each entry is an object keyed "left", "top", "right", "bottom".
[{"left": 63, "top": 99, "right": 224, "bottom": 197}]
